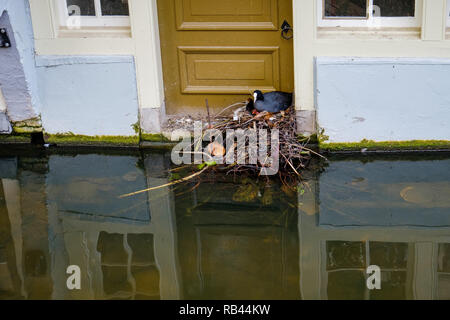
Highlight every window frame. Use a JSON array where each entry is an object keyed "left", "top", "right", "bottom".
[
  {"left": 57, "top": 0, "right": 130, "bottom": 28},
  {"left": 447, "top": 0, "right": 450, "bottom": 27},
  {"left": 321, "top": 240, "right": 413, "bottom": 300},
  {"left": 317, "top": 0, "right": 422, "bottom": 28}
]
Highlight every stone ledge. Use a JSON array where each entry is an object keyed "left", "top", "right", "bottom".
[
  {"left": 296, "top": 110, "right": 317, "bottom": 136},
  {"left": 320, "top": 140, "right": 450, "bottom": 152},
  {"left": 0, "top": 112, "right": 12, "bottom": 134},
  {"left": 11, "top": 117, "right": 42, "bottom": 134}
]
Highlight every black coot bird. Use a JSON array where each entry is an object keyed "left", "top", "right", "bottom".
[{"left": 247, "top": 90, "right": 293, "bottom": 114}]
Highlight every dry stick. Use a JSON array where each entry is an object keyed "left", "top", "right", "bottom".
[
  {"left": 301, "top": 146, "right": 327, "bottom": 160},
  {"left": 281, "top": 151, "right": 301, "bottom": 176},
  {"left": 175, "top": 181, "right": 201, "bottom": 197},
  {"left": 205, "top": 99, "right": 212, "bottom": 130},
  {"left": 215, "top": 101, "right": 247, "bottom": 117},
  {"left": 168, "top": 164, "right": 192, "bottom": 172},
  {"left": 119, "top": 166, "right": 209, "bottom": 199}
]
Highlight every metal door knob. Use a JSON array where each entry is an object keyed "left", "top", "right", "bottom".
[{"left": 281, "top": 20, "right": 293, "bottom": 40}]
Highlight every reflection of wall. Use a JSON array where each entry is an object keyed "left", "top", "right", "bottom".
[
  {"left": 299, "top": 158, "right": 450, "bottom": 300},
  {"left": 19, "top": 157, "right": 53, "bottom": 299},
  {"left": 0, "top": 180, "right": 22, "bottom": 298},
  {"left": 298, "top": 209, "right": 450, "bottom": 300},
  {"left": 319, "top": 159, "right": 450, "bottom": 228},
  {"left": 46, "top": 152, "right": 181, "bottom": 300},
  {"left": 0, "top": 156, "right": 53, "bottom": 299}
]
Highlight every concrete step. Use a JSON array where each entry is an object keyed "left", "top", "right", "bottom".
[{"left": 0, "top": 112, "right": 11, "bottom": 134}]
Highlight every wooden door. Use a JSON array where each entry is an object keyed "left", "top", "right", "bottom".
[{"left": 157, "top": 0, "right": 294, "bottom": 114}]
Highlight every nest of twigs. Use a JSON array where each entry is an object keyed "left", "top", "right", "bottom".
[
  {"left": 120, "top": 100, "right": 324, "bottom": 199},
  {"left": 203, "top": 99, "right": 322, "bottom": 178}
]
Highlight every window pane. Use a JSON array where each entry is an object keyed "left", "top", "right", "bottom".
[
  {"left": 66, "top": 0, "right": 95, "bottom": 16},
  {"left": 101, "top": 0, "right": 129, "bottom": 16},
  {"left": 326, "top": 241, "right": 366, "bottom": 270},
  {"left": 438, "top": 243, "right": 450, "bottom": 272},
  {"left": 370, "top": 271, "right": 407, "bottom": 300},
  {"left": 438, "top": 274, "right": 450, "bottom": 300},
  {"left": 373, "top": 0, "right": 415, "bottom": 17},
  {"left": 369, "top": 242, "right": 408, "bottom": 269},
  {"left": 328, "top": 271, "right": 366, "bottom": 300},
  {"left": 324, "top": 0, "right": 367, "bottom": 18}
]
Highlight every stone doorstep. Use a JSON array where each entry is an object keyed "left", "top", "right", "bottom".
[
  {"left": 0, "top": 112, "right": 12, "bottom": 134},
  {"left": 10, "top": 117, "right": 43, "bottom": 133}
]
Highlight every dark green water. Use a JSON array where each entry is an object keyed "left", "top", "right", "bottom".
[{"left": 0, "top": 147, "right": 449, "bottom": 300}]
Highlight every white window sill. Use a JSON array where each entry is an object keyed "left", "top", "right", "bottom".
[
  {"left": 57, "top": 26, "right": 132, "bottom": 38},
  {"left": 317, "top": 27, "right": 421, "bottom": 40}
]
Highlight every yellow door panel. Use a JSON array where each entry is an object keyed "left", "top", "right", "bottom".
[
  {"left": 178, "top": 46, "right": 280, "bottom": 94},
  {"left": 175, "top": 0, "right": 279, "bottom": 30},
  {"left": 157, "top": 0, "right": 293, "bottom": 114}
]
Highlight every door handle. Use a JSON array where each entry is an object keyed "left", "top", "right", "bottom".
[{"left": 280, "top": 20, "right": 293, "bottom": 40}]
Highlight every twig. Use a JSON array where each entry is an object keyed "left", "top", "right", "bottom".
[
  {"left": 215, "top": 101, "right": 247, "bottom": 117},
  {"left": 281, "top": 152, "right": 301, "bottom": 177},
  {"left": 119, "top": 166, "right": 209, "bottom": 198},
  {"left": 205, "top": 99, "right": 212, "bottom": 129}
]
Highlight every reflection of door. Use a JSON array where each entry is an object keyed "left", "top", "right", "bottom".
[
  {"left": 195, "top": 226, "right": 299, "bottom": 300},
  {"left": 157, "top": 0, "right": 294, "bottom": 114}
]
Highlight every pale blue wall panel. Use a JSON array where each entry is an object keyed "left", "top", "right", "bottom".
[
  {"left": 316, "top": 57, "right": 450, "bottom": 142},
  {"left": 37, "top": 56, "right": 139, "bottom": 136}
]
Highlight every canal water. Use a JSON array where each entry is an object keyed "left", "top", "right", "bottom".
[{"left": 0, "top": 147, "right": 449, "bottom": 300}]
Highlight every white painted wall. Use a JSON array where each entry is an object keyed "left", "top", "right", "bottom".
[
  {"left": 26, "top": 0, "right": 450, "bottom": 139},
  {"left": 316, "top": 57, "right": 450, "bottom": 142},
  {"left": 0, "top": 88, "right": 6, "bottom": 112},
  {"left": 29, "top": 0, "right": 164, "bottom": 134},
  {"left": 0, "top": 0, "right": 41, "bottom": 121},
  {"left": 37, "top": 56, "right": 139, "bottom": 136}
]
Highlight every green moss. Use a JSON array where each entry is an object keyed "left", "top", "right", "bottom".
[
  {"left": 0, "top": 134, "right": 31, "bottom": 143},
  {"left": 140, "top": 133, "right": 171, "bottom": 143},
  {"left": 320, "top": 139, "right": 450, "bottom": 152},
  {"left": 46, "top": 133, "right": 139, "bottom": 146},
  {"left": 11, "top": 116, "right": 43, "bottom": 134},
  {"left": 298, "top": 128, "right": 329, "bottom": 145},
  {"left": 298, "top": 133, "right": 319, "bottom": 144},
  {"left": 13, "top": 127, "right": 43, "bottom": 134},
  {"left": 131, "top": 121, "right": 140, "bottom": 135}
]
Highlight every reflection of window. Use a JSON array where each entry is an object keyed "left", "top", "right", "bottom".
[
  {"left": 437, "top": 243, "right": 450, "bottom": 300},
  {"left": 325, "top": 241, "right": 412, "bottom": 300},
  {"left": 318, "top": 0, "right": 420, "bottom": 27},
  {"left": 58, "top": 0, "right": 130, "bottom": 28},
  {"left": 97, "top": 232, "right": 160, "bottom": 300}
]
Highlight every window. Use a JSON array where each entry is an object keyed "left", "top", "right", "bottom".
[
  {"left": 324, "top": 241, "right": 412, "bottom": 300},
  {"left": 318, "top": 0, "right": 420, "bottom": 28},
  {"left": 447, "top": 0, "right": 450, "bottom": 28},
  {"left": 58, "top": 0, "right": 130, "bottom": 28},
  {"left": 437, "top": 243, "right": 450, "bottom": 300}
]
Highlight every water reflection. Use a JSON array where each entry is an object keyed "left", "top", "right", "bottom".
[{"left": 0, "top": 149, "right": 449, "bottom": 300}]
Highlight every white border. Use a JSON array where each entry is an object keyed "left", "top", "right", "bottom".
[
  {"left": 317, "top": 0, "right": 421, "bottom": 28},
  {"left": 57, "top": 0, "right": 130, "bottom": 28},
  {"left": 447, "top": 0, "right": 450, "bottom": 27}
]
